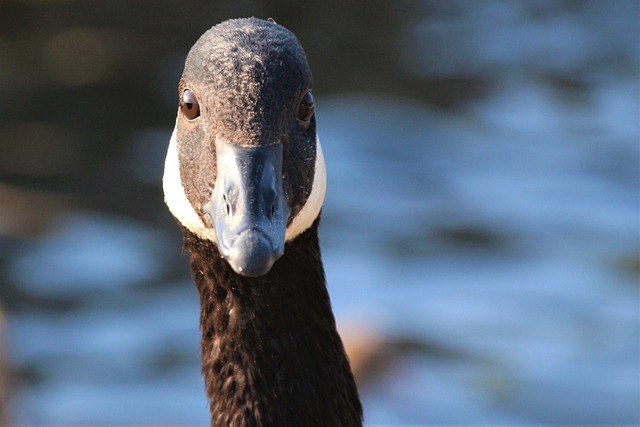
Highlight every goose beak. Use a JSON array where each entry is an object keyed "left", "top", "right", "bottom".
[{"left": 205, "top": 140, "right": 291, "bottom": 277}]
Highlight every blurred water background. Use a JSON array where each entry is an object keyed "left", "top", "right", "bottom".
[{"left": 0, "top": 0, "right": 638, "bottom": 425}]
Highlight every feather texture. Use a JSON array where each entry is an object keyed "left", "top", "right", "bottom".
[{"left": 183, "top": 217, "right": 363, "bottom": 426}]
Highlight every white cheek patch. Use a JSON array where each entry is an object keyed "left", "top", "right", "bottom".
[
  {"left": 285, "top": 135, "right": 326, "bottom": 242},
  {"left": 164, "top": 127, "right": 325, "bottom": 244},
  {"left": 163, "top": 124, "right": 218, "bottom": 243}
]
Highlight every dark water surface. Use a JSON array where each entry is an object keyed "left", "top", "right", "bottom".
[{"left": 0, "top": 1, "right": 638, "bottom": 425}]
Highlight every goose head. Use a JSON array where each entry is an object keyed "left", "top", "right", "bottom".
[{"left": 163, "top": 18, "right": 326, "bottom": 277}]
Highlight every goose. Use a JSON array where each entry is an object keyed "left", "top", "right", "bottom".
[{"left": 162, "top": 18, "right": 363, "bottom": 426}]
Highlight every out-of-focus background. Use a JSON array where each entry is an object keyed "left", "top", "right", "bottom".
[{"left": 0, "top": 0, "right": 638, "bottom": 425}]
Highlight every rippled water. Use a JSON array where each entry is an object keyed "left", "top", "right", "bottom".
[{"left": 1, "top": 1, "right": 638, "bottom": 425}]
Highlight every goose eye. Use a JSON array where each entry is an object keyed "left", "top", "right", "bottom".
[
  {"left": 180, "top": 89, "right": 200, "bottom": 120},
  {"left": 297, "top": 91, "right": 315, "bottom": 122}
]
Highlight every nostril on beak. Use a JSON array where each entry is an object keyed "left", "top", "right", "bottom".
[
  {"left": 270, "top": 197, "right": 277, "bottom": 219},
  {"left": 223, "top": 193, "right": 231, "bottom": 217}
]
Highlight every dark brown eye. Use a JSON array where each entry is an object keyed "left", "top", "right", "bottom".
[
  {"left": 180, "top": 88, "right": 200, "bottom": 120},
  {"left": 297, "top": 91, "right": 315, "bottom": 122}
]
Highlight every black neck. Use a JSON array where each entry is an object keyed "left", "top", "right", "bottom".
[{"left": 182, "top": 219, "right": 363, "bottom": 427}]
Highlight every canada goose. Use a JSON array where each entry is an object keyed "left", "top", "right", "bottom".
[{"left": 163, "top": 18, "right": 363, "bottom": 426}]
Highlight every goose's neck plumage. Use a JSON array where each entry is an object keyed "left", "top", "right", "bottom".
[{"left": 183, "top": 218, "right": 362, "bottom": 426}]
